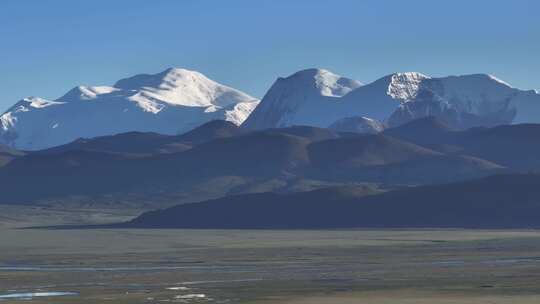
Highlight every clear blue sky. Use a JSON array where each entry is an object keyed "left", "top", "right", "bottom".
[{"left": 1, "top": 0, "right": 539, "bottom": 111}]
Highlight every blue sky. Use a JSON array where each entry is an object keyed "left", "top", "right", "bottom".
[{"left": 1, "top": 0, "right": 539, "bottom": 111}]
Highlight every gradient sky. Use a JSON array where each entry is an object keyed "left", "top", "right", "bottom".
[{"left": 1, "top": 0, "right": 539, "bottom": 112}]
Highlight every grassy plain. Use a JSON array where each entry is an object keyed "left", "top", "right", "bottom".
[{"left": 1, "top": 222, "right": 540, "bottom": 303}]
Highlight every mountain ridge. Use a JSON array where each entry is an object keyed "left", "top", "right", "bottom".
[
  {"left": 0, "top": 118, "right": 516, "bottom": 206},
  {"left": 243, "top": 69, "right": 540, "bottom": 131},
  {"left": 0, "top": 68, "right": 259, "bottom": 150},
  {"left": 123, "top": 173, "right": 540, "bottom": 229}
]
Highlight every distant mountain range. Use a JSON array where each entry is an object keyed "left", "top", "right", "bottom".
[
  {"left": 2, "top": 67, "right": 540, "bottom": 150},
  {"left": 0, "top": 68, "right": 259, "bottom": 150},
  {"left": 243, "top": 69, "right": 540, "bottom": 131},
  {"left": 244, "top": 69, "right": 540, "bottom": 129}
]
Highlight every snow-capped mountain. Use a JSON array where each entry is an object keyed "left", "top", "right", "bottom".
[
  {"left": 243, "top": 69, "right": 540, "bottom": 130},
  {"left": 3, "top": 67, "right": 539, "bottom": 150},
  {"left": 0, "top": 68, "right": 259, "bottom": 150},
  {"left": 242, "top": 69, "right": 363, "bottom": 129}
]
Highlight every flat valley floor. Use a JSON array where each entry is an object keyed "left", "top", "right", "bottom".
[{"left": 1, "top": 214, "right": 540, "bottom": 303}]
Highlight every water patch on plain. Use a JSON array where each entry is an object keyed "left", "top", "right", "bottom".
[
  {"left": 167, "top": 286, "right": 191, "bottom": 291},
  {"left": 0, "top": 291, "right": 78, "bottom": 300},
  {"left": 175, "top": 294, "right": 206, "bottom": 299}
]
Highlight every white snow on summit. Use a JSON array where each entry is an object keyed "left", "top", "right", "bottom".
[
  {"left": 0, "top": 68, "right": 259, "bottom": 150},
  {"left": 242, "top": 68, "right": 363, "bottom": 129},
  {"left": 386, "top": 72, "right": 430, "bottom": 101},
  {"left": 311, "top": 68, "right": 363, "bottom": 97},
  {"left": 243, "top": 69, "right": 540, "bottom": 130},
  {"left": 4, "top": 66, "right": 540, "bottom": 150},
  {"left": 114, "top": 68, "right": 255, "bottom": 108}
]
